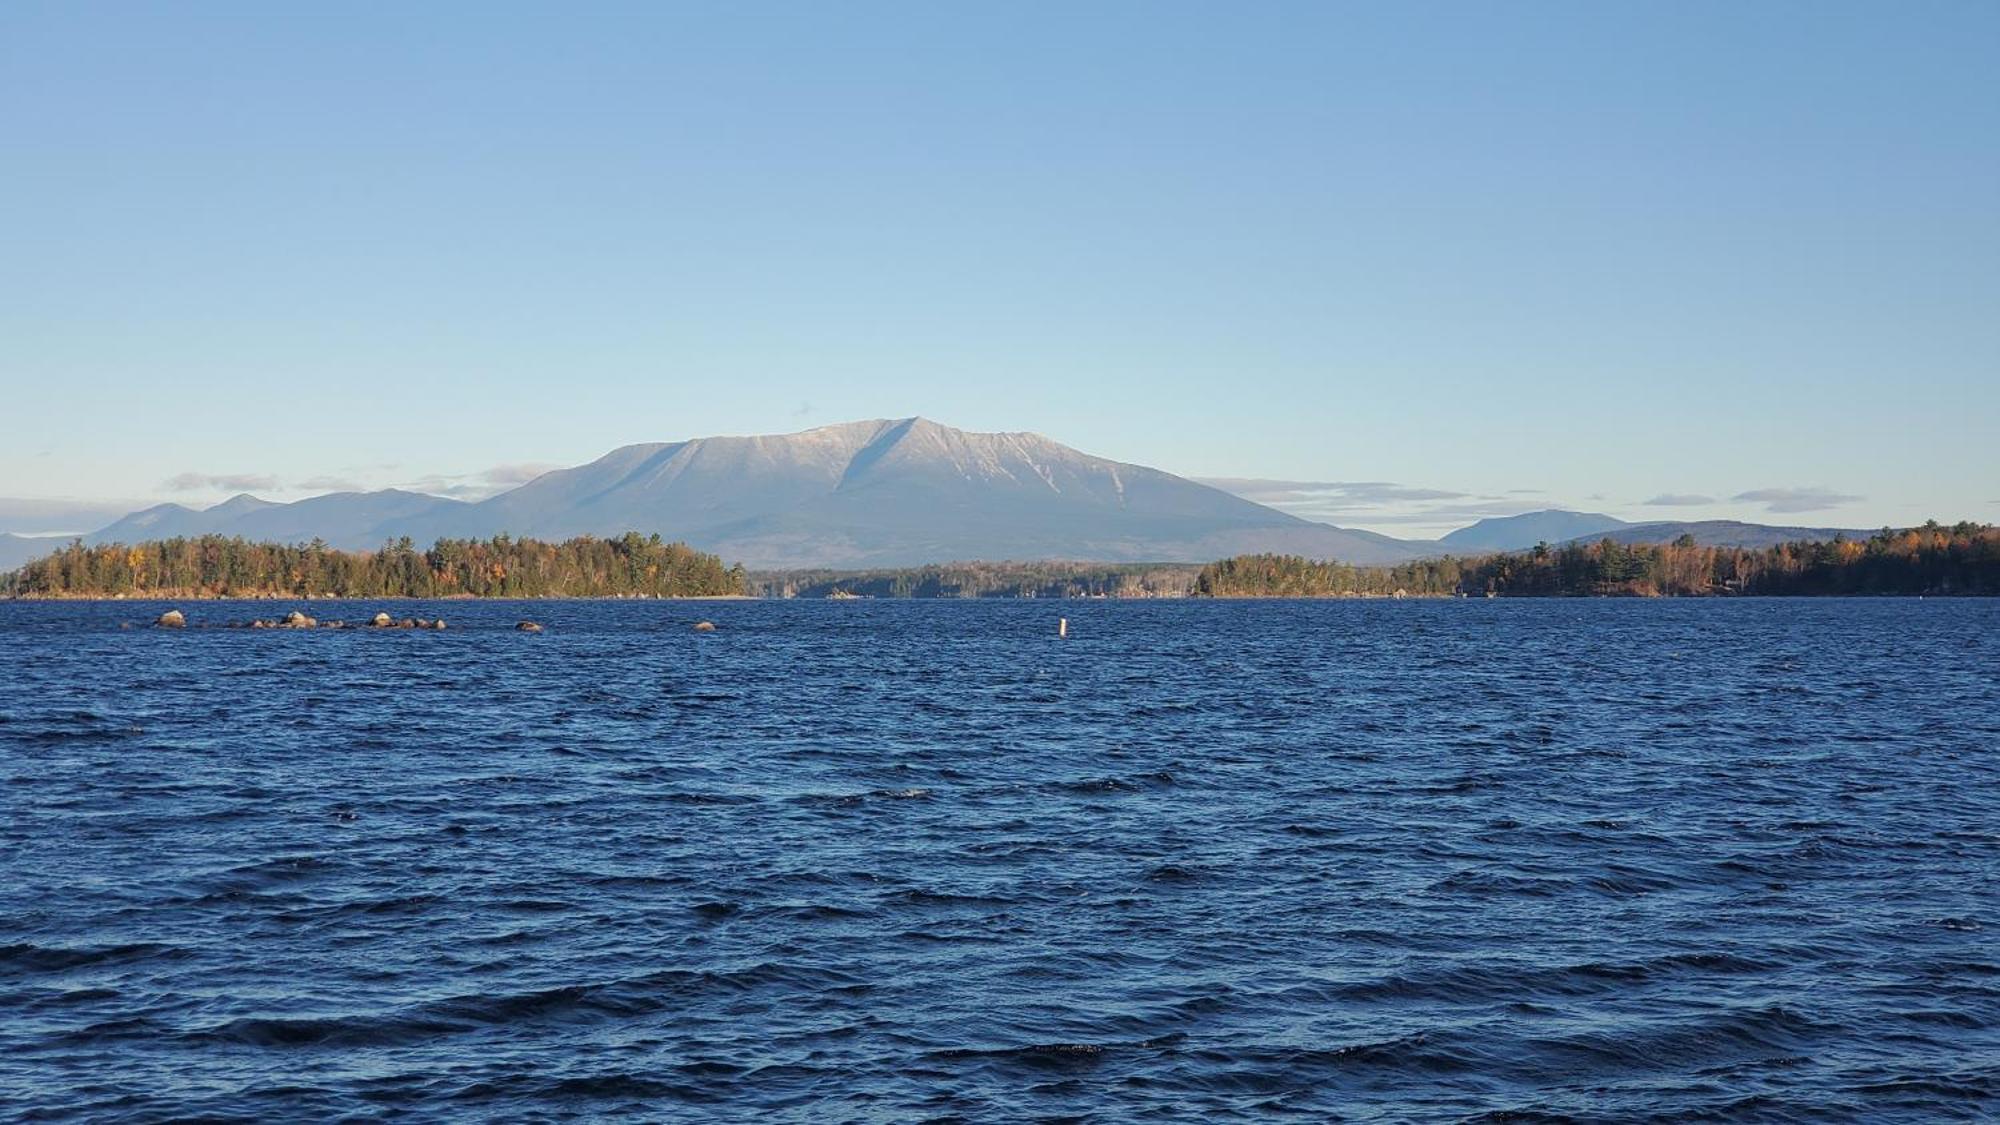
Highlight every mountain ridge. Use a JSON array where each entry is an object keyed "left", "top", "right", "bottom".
[
  {"left": 1433, "top": 509, "right": 1871, "bottom": 553},
  {"left": 1438, "top": 509, "right": 1631, "bottom": 552},
  {"left": 0, "top": 533, "right": 66, "bottom": 573},
  {"left": 73, "top": 419, "right": 1422, "bottom": 568},
  {"left": 18, "top": 427, "right": 1883, "bottom": 571}
]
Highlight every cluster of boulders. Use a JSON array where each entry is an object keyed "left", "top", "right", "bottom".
[
  {"left": 369, "top": 612, "right": 446, "bottom": 630},
  {"left": 152, "top": 608, "right": 445, "bottom": 630},
  {"left": 148, "top": 610, "right": 713, "bottom": 634},
  {"left": 248, "top": 610, "right": 321, "bottom": 629}
]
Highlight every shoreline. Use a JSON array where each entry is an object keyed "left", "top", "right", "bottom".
[
  {"left": 4, "top": 592, "right": 1988, "bottom": 603},
  {"left": 3, "top": 593, "right": 759, "bottom": 602}
]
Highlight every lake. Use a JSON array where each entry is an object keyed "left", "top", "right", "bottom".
[{"left": 2, "top": 598, "right": 1996, "bottom": 1120}]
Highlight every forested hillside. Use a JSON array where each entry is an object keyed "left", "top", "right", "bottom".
[
  {"left": 5, "top": 533, "right": 743, "bottom": 598},
  {"left": 1194, "top": 523, "right": 2000, "bottom": 597},
  {"left": 12, "top": 523, "right": 1994, "bottom": 600}
]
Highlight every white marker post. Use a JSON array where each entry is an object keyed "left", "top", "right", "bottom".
[{"left": 1058, "top": 617, "right": 1068, "bottom": 638}]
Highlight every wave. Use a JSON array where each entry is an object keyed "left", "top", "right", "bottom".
[
  {"left": 0, "top": 942, "right": 186, "bottom": 973},
  {"left": 191, "top": 962, "right": 873, "bottom": 1049},
  {"left": 1327, "top": 951, "right": 1780, "bottom": 1005}
]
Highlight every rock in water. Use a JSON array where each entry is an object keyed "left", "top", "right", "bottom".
[
  {"left": 371, "top": 612, "right": 393, "bottom": 628},
  {"left": 693, "top": 621, "right": 717, "bottom": 633},
  {"left": 431, "top": 619, "right": 447, "bottom": 631},
  {"left": 517, "top": 621, "right": 543, "bottom": 633},
  {"left": 156, "top": 610, "right": 186, "bottom": 629},
  {"left": 283, "top": 610, "right": 316, "bottom": 629}
]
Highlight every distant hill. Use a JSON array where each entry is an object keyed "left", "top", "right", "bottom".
[
  {"left": 1570, "top": 519, "right": 1870, "bottom": 549},
  {"left": 1439, "top": 509, "right": 1869, "bottom": 553},
  {"left": 70, "top": 419, "right": 1426, "bottom": 569},
  {"left": 31, "top": 428, "right": 1892, "bottom": 572},
  {"left": 87, "top": 490, "right": 467, "bottom": 552},
  {"left": 1439, "top": 510, "right": 1631, "bottom": 552},
  {"left": 0, "top": 533, "right": 67, "bottom": 573}
]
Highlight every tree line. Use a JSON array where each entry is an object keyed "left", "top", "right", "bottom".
[
  {"left": 4, "top": 533, "right": 744, "bottom": 598},
  {"left": 1194, "top": 523, "right": 2000, "bottom": 597},
  {"left": 1192, "top": 554, "right": 1469, "bottom": 597},
  {"left": 10, "top": 522, "right": 1995, "bottom": 600},
  {"left": 749, "top": 561, "right": 1202, "bottom": 599}
]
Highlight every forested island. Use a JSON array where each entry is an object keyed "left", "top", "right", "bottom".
[
  {"left": 3, "top": 533, "right": 743, "bottom": 599},
  {"left": 1195, "top": 523, "right": 2000, "bottom": 597},
  {"left": 6, "top": 523, "right": 1995, "bottom": 600}
]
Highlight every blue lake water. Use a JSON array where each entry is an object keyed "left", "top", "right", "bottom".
[{"left": 2, "top": 598, "right": 1997, "bottom": 1121}]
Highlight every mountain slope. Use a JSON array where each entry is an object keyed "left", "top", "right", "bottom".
[
  {"left": 0, "top": 533, "right": 67, "bottom": 573},
  {"left": 1438, "top": 510, "right": 1871, "bottom": 553},
  {"left": 374, "top": 418, "right": 1425, "bottom": 567},
  {"left": 1439, "top": 510, "right": 1631, "bottom": 552},
  {"left": 88, "top": 501, "right": 231, "bottom": 543},
  {"left": 87, "top": 491, "right": 467, "bottom": 550},
  {"left": 48, "top": 425, "right": 1896, "bottom": 569},
  {"left": 1572, "top": 519, "right": 1869, "bottom": 549}
]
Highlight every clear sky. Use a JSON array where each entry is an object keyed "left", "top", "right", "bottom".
[{"left": 3, "top": 1, "right": 1995, "bottom": 537}]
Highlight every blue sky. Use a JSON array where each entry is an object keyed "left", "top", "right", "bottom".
[{"left": 3, "top": 1, "right": 1995, "bottom": 536}]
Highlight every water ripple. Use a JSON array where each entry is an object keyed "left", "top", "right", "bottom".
[{"left": 2, "top": 597, "right": 1996, "bottom": 1119}]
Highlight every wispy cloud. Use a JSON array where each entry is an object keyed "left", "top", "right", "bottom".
[
  {"left": 1330, "top": 499, "right": 1575, "bottom": 527},
  {"left": 1203, "top": 479, "right": 1469, "bottom": 506},
  {"left": 295, "top": 475, "right": 366, "bottom": 492},
  {"left": 159, "top": 462, "right": 562, "bottom": 502},
  {"left": 482, "top": 462, "right": 559, "bottom": 487},
  {"left": 400, "top": 462, "right": 561, "bottom": 500},
  {"left": 1644, "top": 493, "right": 1717, "bottom": 507},
  {"left": 163, "top": 472, "right": 280, "bottom": 493},
  {"left": 1200, "top": 478, "right": 1560, "bottom": 531},
  {"left": 1731, "top": 486, "right": 1863, "bottom": 514}
]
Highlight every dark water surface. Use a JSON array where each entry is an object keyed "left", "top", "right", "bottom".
[{"left": 3, "top": 598, "right": 1997, "bottom": 1121}]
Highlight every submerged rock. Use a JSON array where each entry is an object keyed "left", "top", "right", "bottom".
[
  {"left": 517, "top": 621, "right": 543, "bottom": 633},
  {"left": 692, "top": 621, "right": 717, "bottom": 633},
  {"left": 156, "top": 609, "right": 186, "bottom": 629}
]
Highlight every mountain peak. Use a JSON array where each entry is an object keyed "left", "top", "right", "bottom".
[
  {"left": 209, "top": 493, "right": 277, "bottom": 514},
  {"left": 1439, "top": 509, "right": 1631, "bottom": 552},
  {"left": 73, "top": 419, "right": 1432, "bottom": 568},
  {"left": 355, "top": 417, "right": 1427, "bottom": 567}
]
